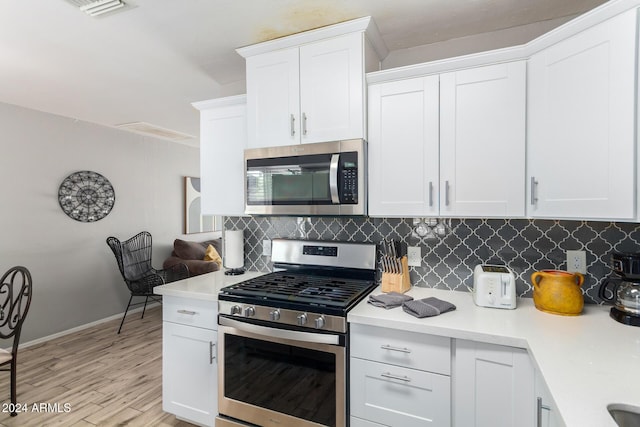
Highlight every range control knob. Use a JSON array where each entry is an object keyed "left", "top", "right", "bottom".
[
  {"left": 230, "top": 305, "right": 242, "bottom": 315},
  {"left": 297, "top": 313, "right": 308, "bottom": 326},
  {"left": 314, "top": 316, "right": 326, "bottom": 329},
  {"left": 269, "top": 309, "right": 281, "bottom": 321},
  {"left": 244, "top": 306, "right": 256, "bottom": 317}
]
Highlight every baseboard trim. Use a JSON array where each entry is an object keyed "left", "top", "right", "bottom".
[{"left": 19, "top": 301, "right": 161, "bottom": 350}]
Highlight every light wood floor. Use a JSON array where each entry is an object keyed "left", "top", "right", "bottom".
[{"left": 0, "top": 305, "right": 195, "bottom": 427}]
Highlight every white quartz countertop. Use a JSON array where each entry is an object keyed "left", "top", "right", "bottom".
[
  {"left": 154, "top": 269, "right": 266, "bottom": 301},
  {"left": 348, "top": 286, "right": 640, "bottom": 427}
]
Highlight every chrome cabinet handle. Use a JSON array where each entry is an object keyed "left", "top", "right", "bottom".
[
  {"left": 209, "top": 342, "right": 216, "bottom": 364},
  {"left": 445, "top": 180, "right": 450, "bottom": 206},
  {"left": 531, "top": 176, "right": 539, "bottom": 205},
  {"left": 290, "top": 114, "right": 295, "bottom": 137},
  {"left": 177, "top": 309, "right": 196, "bottom": 315},
  {"left": 428, "top": 181, "right": 433, "bottom": 207},
  {"left": 302, "top": 112, "right": 308, "bottom": 135},
  {"left": 381, "top": 372, "right": 411, "bottom": 382},
  {"left": 380, "top": 344, "right": 412, "bottom": 353},
  {"left": 536, "top": 397, "right": 551, "bottom": 427}
]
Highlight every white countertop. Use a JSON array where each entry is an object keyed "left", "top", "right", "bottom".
[
  {"left": 154, "top": 269, "right": 266, "bottom": 301},
  {"left": 348, "top": 286, "right": 640, "bottom": 427}
]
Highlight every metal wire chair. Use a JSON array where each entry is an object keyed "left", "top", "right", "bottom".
[
  {"left": 0, "top": 266, "right": 32, "bottom": 416},
  {"left": 106, "top": 231, "right": 188, "bottom": 334}
]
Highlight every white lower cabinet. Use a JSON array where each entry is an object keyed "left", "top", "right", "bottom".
[
  {"left": 162, "top": 296, "right": 217, "bottom": 427},
  {"left": 535, "top": 370, "right": 564, "bottom": 427},
  {"left": 453, "top": 339, "right": 535, "bottom": 427},
  {"left": 350, "top": 324, "right": 451, "bottom": 426}
]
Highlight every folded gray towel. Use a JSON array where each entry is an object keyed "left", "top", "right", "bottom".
[
  {"left": 368, "top": 292, "right": 414, "bottom": 309},
  {"left": 402, "top": 297, "right": 456, "bottom": 318}
]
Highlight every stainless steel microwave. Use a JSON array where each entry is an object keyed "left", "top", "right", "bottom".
[{"left": 244, "top": 139, "right": 366, "bottom": 216}]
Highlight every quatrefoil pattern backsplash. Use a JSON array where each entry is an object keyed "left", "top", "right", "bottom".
[{"left": 224, "top": 216, "right": 640, "bottom": 304}]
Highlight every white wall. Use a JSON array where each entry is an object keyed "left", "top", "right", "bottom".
[
  {"left": 0, "top": 101, "right": 217, "bottom": 342},
  {"left": 382, "top": 16, "right": 575, "bottom": 69}
]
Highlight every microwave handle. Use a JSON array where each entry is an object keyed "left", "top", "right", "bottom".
[{"left": 330, "top": 154, "right": 340, "bottom": 204}]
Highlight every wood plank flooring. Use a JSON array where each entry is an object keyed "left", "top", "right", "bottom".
[{"left": 0, "top": 306, "right": 195, "bottom": 427}]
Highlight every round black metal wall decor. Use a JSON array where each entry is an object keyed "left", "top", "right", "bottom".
[{"left": 58, "top": 171, "right": 115, "bottom": 222}]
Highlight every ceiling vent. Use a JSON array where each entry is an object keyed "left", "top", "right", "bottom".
[
  {"left": 115, "top": 122, "right": 196, "bottom": 142},
  {"left": 66, "top": 0, "right": 127, "bottom": 17}
]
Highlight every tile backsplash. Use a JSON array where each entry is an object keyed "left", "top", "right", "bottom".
[{"left": 224, "top": 216, "right": 640, "bottom": 304}]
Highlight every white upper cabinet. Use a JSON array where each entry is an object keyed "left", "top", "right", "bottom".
[
  {"left": 238, "top": 17, "right": 385, "bottom": 148},
  {"left": 193, "top": 96, "right": 247, "bottom": 216},
  {"left": 440, "top": 61, "right": 526, "bottom": 217},
  {"left": 368, "top": 61, "right": 526, "bottom": 218},
  {"left": 299, "top": 33, "right": 365, "bottom": 143},
  {"left": 245, "top": 48, "right": 299, "bottom": 149},
  {"left": 368, "top": 76, "right": 440, "bottom": 217},
  {"left": 527, "top": 8, "right": 637, "bottom": 220}
]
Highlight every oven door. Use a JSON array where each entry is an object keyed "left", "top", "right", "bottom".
[{"left": 217, "top": 316, "right": 345, "bottom": 427}]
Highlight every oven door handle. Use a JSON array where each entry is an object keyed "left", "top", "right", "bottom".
[
  {"left": 219, "top": 316, "right": 340, "bottom": 345},
  {"left": 329, "top": 154, "right": 340, "bottom": 204}
]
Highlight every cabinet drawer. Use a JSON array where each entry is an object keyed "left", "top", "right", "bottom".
[
  {"left": 350, "top": 357, "right": 451, "bottom": 427},
  {"left": 350, "top": 323, "right": 451, "bottom": 375},
  {"left": 163, "top": 296, "right": 217, "bottom": 330}
]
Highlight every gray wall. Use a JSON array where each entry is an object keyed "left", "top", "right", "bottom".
[{"left": 0, "top": 102, "right": 218, "bottom": 343}]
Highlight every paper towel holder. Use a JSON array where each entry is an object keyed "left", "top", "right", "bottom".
[{"left": 224, "top": 229, "right": 245, "bottom": 276}]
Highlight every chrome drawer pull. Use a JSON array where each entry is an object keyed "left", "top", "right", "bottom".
[
  {"left": 209, "top": 342, "right": 216, "bottom": 364},
  {"left": 381, "top": 372, "right": 411, "bottom": 382},
  {"left": 380, "top": 344, "right": 412, "bottom": 353},
  {"left": 177, "top": 309, "right": 197, "bottom": 315}
]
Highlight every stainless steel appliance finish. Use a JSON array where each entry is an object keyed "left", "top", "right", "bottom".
[
  {"left": 244, "top": 139, "right": 366, "bottom": 216},
  {"left": 216, "top": 239, "right": 376, "bottom": 427},
  {"left": 217, "top": 321, "right": 346, "bottom": 427},
  {"left": 219, "top": 300, "right": 348, "bottom": 334}
]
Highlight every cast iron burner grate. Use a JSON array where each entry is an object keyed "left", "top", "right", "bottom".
[{"left": 222, "top": 272, "right": 373, "bottom": 308}]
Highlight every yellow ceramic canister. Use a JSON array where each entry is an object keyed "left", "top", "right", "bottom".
[{"left": 531, "top": 270, "right": 585, "bottom": 315}]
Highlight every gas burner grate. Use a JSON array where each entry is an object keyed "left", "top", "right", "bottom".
[{"left": 223, "top": 272, "right": 373, "bottom": 308}]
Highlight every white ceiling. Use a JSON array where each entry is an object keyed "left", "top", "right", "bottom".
[{"left": 0, "top": 0, "right": 607, "bottom": 146}]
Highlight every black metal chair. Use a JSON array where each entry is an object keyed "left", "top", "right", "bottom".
[
  {"left": 107, "top": 231, "right": 189, "bottom": 334},
  {"left": 0, "top": 266, "right": 32, "bottom": 416}
]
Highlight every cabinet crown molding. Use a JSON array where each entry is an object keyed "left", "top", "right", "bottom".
[{"left": 236, "top": 16, "right": 388, "bottom": 60}]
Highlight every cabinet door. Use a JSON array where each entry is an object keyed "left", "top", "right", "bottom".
[
  {"left": 246, "top": 47, "right": 300, "bottom": 148},
  {"left": 454, "top": 340, "right": 534, "bottom": 427},
  {"left": 163, "top": 322, "right": 217, "bottom": 427},
  {"left": 299, "top": 32, "right": 365, "bottom": 143},
  {"left": 351, "top": 357, "right": 451, "bottom": 427},
  {"left": 440, "top": 61, "right": 526, "bottom": 217},
  {"left": 535, "top": 371, "right": 564, "bottom": 427},
  {"left": 200, "top": 101, "right": 246, "bottom": 216},
  {"left": 527, "top": 9, "right": 636, "bottom": 220},
  {"left": 368, "top": 76, "right": 439, "bottom": 217}
]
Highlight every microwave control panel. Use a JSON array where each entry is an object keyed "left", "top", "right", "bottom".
[{"left": 340, "top": 151, "right": 358, "bottom": 204}]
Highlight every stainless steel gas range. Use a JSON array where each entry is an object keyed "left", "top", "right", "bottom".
[{"left": 215, "top": 238, "right": 377, "bottom": 427}]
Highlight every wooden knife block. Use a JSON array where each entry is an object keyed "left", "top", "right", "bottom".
[{"left": 381, "top": 256, "right": 411, "bottom": 294}]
